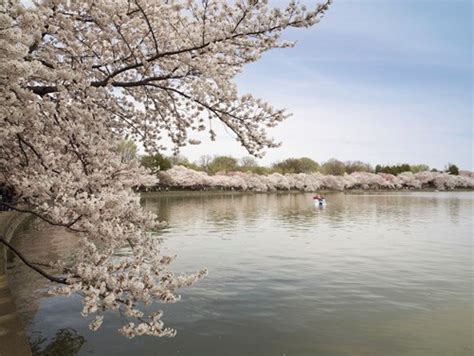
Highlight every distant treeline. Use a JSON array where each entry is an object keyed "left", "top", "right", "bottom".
[
  {"left": 137, "top": 153, "right": 461, "bottom": 177},
  {"left": 116, "top": 141, "right": 463, "bottom": 177},
  {"left": 156, "top": 166, "right": 474, "bottom": 192}
]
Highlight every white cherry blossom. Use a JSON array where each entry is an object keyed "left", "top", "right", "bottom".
[{"left": 0, "top": 0, "right": 332, "bottom": 337}]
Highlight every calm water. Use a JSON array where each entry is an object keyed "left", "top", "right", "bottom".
[{"left": 7, "top": 192, "right": 474, "bottom": 356}]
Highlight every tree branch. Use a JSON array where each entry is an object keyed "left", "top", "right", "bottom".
[
  {"left": 27, "top": 73, "right": 188, "bottom": 95},
  {"left": 0, "top": 234, "right": 68, "bottom": 284},
  {"left": 134, "top": 0, "right": 159, "bottom": 54},
  {"left": 25, "top": 0, "right": 331, "bottom": 97},
  {"left": 0, "top": 203, "right": 86, "bottom": 233}
]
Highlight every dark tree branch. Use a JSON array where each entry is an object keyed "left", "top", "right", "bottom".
[
  {"left": 134, "top": 0, "right": 159, "bottom": 54},
  {"left": 15, "top": 133, "right": 60, "bottom": 174},
  {"left": 26, "top": 85, "right": 58, "bottom": 96},
  {"left": 0, "top": 234, "right": 69, "bottom": 284},
  {"left": 27, "top": 73, "right": 188, "bottom": 95},
  {"left": 16, "top": 135, "right": 29, "bottom": 167},
  {"left": 0, "top": 203, "right": 86, "bottom": 233}
]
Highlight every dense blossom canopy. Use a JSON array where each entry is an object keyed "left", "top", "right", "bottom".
[
  {"left": 0, "top": 0, "right": 331, "bottom": 337},
  {"left": 159, "top": 166, "right": 474, "bottom": 191}
]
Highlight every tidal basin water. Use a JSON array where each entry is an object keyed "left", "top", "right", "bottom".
[{"left": 7, "top": 191, "right": 473, "bottom": 355}]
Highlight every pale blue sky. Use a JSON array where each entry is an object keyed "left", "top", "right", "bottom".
[{"left": 180, "top": 0, "right": 473, "bottom": 170}]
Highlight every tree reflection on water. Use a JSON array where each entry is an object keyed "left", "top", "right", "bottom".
[{"left": 30, "top": 328, "right": 86, "bottom": 356}]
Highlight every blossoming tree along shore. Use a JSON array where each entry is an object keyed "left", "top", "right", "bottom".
[
  {"left": 158, "top": 166, "right": 474, "bottom": 191},
  {"left": 0, "top": 0, "right": 331, "bottom": 337}
]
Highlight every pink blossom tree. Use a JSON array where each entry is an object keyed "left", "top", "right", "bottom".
[
  {"left": 0, "top": 0, "right": 332, "bottom": 337},
  {"left": 159, "top": 166, "right": 474, "bottom": 191}
]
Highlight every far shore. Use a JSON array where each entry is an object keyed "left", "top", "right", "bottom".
[{"left": 139, "top": 187, "right": 474, "bottom": 197}]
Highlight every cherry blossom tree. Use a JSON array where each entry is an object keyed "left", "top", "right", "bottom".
[
  {"left": 159, "top": 166, "right": 474, "bottom": 191},
  {"left": 0, "top": 0, "right": 333, "bottom": 337}
]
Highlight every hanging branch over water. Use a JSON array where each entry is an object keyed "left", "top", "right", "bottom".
[
  {"left": 0, "top": 0, "right": 331, "bottom": 338},
  {"left": 0, "top": 234, "right": 68, "bottom": 284}
]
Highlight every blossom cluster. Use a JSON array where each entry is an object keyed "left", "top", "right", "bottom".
[{"left": 159, "top": 166, "right": 474, "bottom": 192}]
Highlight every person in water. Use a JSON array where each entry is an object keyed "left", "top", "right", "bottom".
[{"left": 313, "top": 194, "right": 325, "bottom": 202}]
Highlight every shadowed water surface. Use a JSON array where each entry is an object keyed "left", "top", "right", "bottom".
[{"left": 7, "top": 192, "right": 474, "bottom": 355}]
